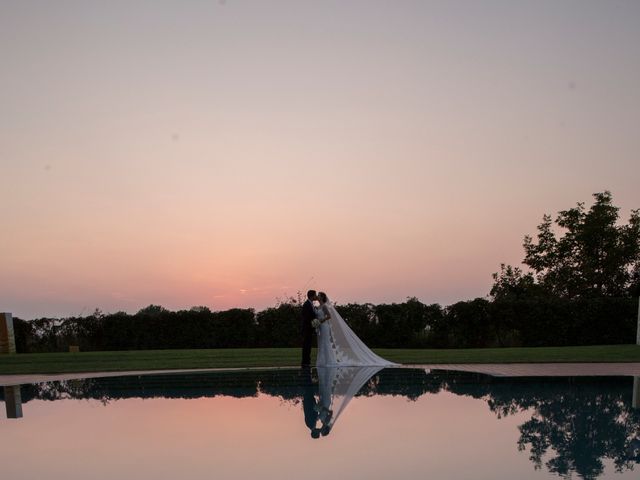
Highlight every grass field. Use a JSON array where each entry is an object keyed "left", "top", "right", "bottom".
[{"left": 1, "top": 345, "right": 640, "bottom": 375}]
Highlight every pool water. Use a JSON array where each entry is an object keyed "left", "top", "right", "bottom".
[{"left": 1, "top": 367, "right": 639, "bottom": 480}]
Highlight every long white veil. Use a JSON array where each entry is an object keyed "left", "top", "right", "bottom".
[{"left": 324, "top": 300, "right": 398, "bottom": 367}]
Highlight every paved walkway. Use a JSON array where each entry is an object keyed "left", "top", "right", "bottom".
[
  {"left": 421, "top": 363, "right": 640, "bottom": 377},
  {"left": 2, "top": 363, "right": 640, "bottom": 386}
]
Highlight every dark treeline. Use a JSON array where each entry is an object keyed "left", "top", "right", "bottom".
[
  {"left": 3, "top": 369, "right": 640, "bottom": 479},
  {"left": 11, "top": 191, "right": 640, "bottom": 353},
  {"left": 11, "top": 295, "right": 638, "bottom": 353}
]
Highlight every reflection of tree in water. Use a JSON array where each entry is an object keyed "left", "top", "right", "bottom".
[
  {"left": 505, "top": 381, "right": 640, "bottom": 480},
  {"left": 441, "top": 374, "right": 640, "bottom": 479},
  {"left": 3, "top": 369, "right": 640, "bottom": 478}
]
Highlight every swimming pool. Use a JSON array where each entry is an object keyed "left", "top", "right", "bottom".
[{"left": 2, "top": 367, "right": 639, "bottom": 479}]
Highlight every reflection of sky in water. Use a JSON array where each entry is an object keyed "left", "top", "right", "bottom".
[{"left": 1, "top": 369, "right": 640, "bottom": 480}]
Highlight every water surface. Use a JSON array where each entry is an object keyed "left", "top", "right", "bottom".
[{"left": 2, "top": 368, "right": 639, "bottom": 480}]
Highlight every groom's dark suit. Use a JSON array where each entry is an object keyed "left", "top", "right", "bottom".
[{"left": 301, "top": 299, "right": 316, "bottom": 366}]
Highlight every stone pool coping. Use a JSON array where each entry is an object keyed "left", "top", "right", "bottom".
[{"left": 2, "top": 362, "right": 640, "bottom": 386}]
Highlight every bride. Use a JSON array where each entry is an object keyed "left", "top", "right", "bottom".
[{"left": 314, "top": 291, "right": 397, "bottom": 367}]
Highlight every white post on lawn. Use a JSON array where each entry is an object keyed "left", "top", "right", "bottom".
[
  {"left": 630, "top": 298, "right": 640, "bottom": 409},
  {"left": 633, "top": 298, "right": 640, "bottom": 410},
  {"left": 0, "top": 312, "right": 16, "bottom": 354},
  {"left": 637, "top": 296, "right": 640, "bottom": 345}
]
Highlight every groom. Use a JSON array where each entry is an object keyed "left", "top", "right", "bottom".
[{"left": 300, "top": 289, "right": 318, "bottom": 367}]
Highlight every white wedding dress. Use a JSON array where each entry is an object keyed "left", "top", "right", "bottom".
[{"left": 315, "top": 300, "right": 398, "bottom": 367}]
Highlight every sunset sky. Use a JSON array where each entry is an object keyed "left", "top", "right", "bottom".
[{"left": 2, "top": 1, "right": 639, "bottom": 319}]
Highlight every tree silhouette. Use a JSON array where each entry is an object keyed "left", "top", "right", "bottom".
[{"left": 492, "top": 192, "right": 640, "bottom": 299}]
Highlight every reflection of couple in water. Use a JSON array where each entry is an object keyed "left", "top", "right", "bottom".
[
  {"left": 302, "top": 367, "right": 333, "bottom": 438},
  {"left": 301, "top": 365, "right": 385, "bottom": 439}
]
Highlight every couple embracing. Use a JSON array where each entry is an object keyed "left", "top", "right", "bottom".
[{"left": 300, "top": 290, "right": 396, "bottom": 368}]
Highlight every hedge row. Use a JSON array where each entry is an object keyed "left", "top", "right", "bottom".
[{"left": 12, "top": 296, "right": 639, "bottom": 353}]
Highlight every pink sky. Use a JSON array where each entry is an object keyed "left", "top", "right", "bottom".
[{"left": 1, "top": 1, "right": 639, "bottom": 319}]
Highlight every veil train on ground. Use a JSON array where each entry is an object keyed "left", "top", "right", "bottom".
[{"left": 324, "top": 301, "right": 398, "bottom": 367}]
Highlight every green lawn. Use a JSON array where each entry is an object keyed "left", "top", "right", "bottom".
[{"left": 1, "top": 345, "right": 640, "bottom": 375}]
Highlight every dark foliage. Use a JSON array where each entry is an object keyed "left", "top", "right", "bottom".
[
  {"left": 494, "top": 191, "right": 640, "bottom": 300},
  {"left": 11, "top": 296, "right": 638, "bottom": 353}
]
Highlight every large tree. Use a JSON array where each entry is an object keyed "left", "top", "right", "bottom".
[{"left": 492, "top": 191, "right": 640, "bottom": 299}]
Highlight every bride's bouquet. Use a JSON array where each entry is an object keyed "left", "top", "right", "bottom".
[{"left": 312, "top": 318, "right": 321, "bottom": 329}]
